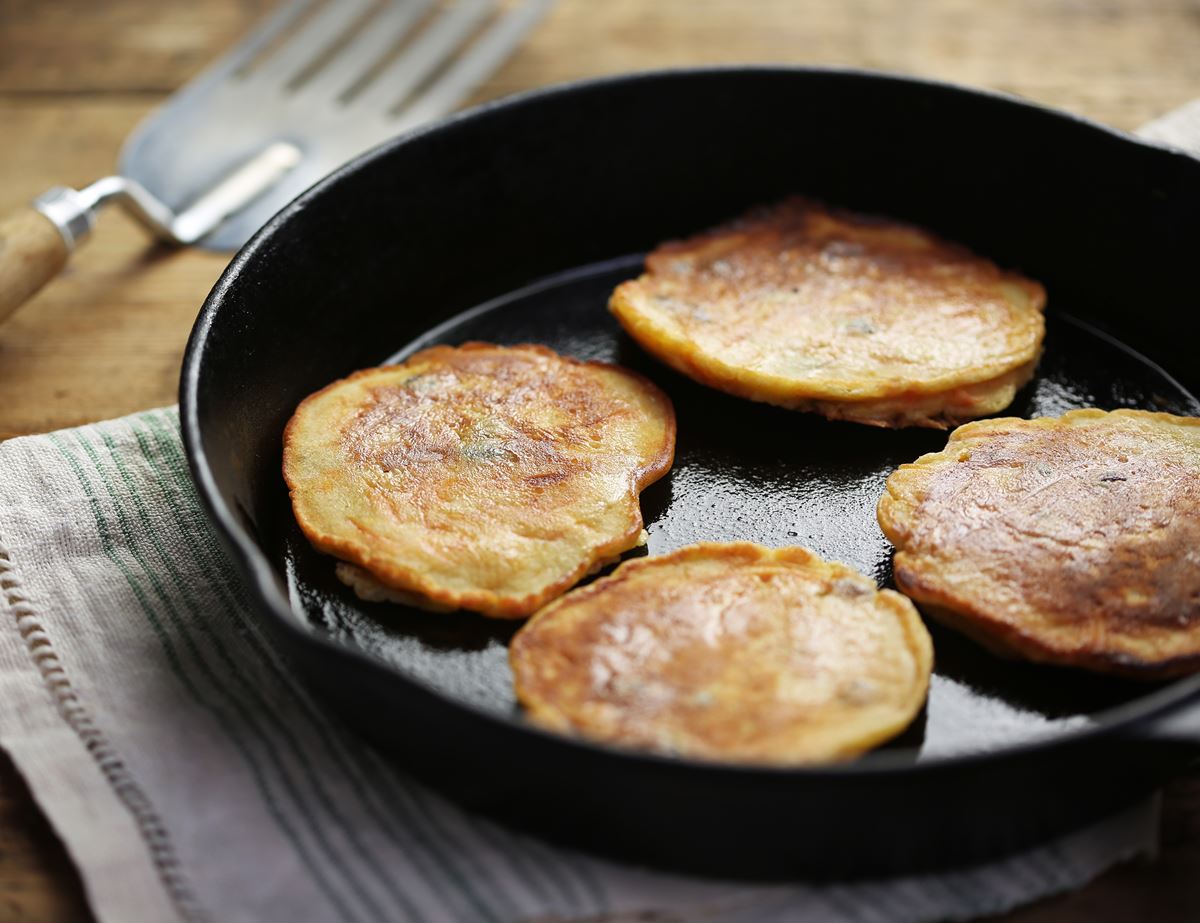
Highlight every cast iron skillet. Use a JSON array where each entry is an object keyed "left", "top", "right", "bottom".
[{"left": 181, "top": 67, "right": 1200, "bottom": 879}]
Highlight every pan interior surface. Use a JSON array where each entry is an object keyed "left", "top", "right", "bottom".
[{"left": 280, "top": 252, "right": 1200, "bottom": 767}]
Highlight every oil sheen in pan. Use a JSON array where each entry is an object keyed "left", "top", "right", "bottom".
[{"left": 282, "top": 254, "right": 1200, "bottom": 764}]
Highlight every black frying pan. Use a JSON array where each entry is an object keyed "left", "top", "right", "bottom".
[{"left": 181, "top": 68, "right": 1200, "bottom": 879}]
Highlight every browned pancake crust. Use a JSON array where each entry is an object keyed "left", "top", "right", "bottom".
[
  {"left": 878, "top": 409, "right": 1200, "bottom": 677},
  {"left": 283, "top": 343, "right": 675, "bottom": 618},
  {"left": 510, "top": 543, "right": 933, "bottom": 764},
  {"left": 610, "top": 197, "right": 1046, "bottom": 428}
]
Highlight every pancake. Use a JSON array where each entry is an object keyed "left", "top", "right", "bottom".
[
  {"left": 610, "top": 197, "right": 1046, "bottom": 428},
  {"left": 878, "top": 409, "right": 1200, "bottom": 678},
  {"left": 283, "top": 342, "right": 675, "bottom": 618},
  {"left": 333, "top": 528, "right": 649, "bottom": 608},
  {"left": 510, "top": 543, "right": 933, "bottom": 764}
]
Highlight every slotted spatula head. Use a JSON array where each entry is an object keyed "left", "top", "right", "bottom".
[{"left": 120, "top": 0, "right": 551, "bottom": 251}]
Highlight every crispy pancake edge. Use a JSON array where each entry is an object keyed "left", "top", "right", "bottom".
[
  {"left": 283, "top": 342, "right": 677, "bottom": 618},
  {"left": 610, "top": 197, "right": 1046, "bottom": 428},
  {"left": 608, "top": 310, "right": 1039, "bottom": 430},
  {"left": 878, "top": 408, "right": 1200, "bottom": 678},
  {"left": 510, "top": 542, "right": 934, "bottom": 764}
]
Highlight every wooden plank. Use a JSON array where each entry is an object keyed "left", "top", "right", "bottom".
[
  {"left": 0, "top": 0, "right": 276, "bottom": 94},
  {"left": 1004, "top": 775, "right": 1200, "bottom": 923},
  {"left": 0, "top": 753, "right": 91, "bottom": 923},
  {"left": 4, "top": 0, "right": 1200, "bottom": 117},
  {"left": 0, "top": 97, "right": 228, "bottom": 438}
]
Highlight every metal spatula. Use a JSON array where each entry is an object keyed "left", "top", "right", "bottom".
[{"left": 0, "top": 0, "right": 551, "bottom": 323}]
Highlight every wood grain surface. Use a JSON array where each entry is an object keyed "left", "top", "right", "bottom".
[{"left": 1, "top": 1, "right": 1198, "bottom": 920}]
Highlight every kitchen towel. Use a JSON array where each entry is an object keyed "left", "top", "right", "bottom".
[{"left": 0, "top": 408, "right": 1161, "bottom": 923}]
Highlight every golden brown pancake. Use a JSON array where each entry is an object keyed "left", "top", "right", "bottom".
[
  {"left": 510, "top": 543, "right": 933, "bottom": 764},
  {"left": 878, "top": 409, "right": 1200, "bottom": 678},
  {"left": 283, "top": 343, "right": 675, "bottom": 618},
  {"left": 610, "top": 197, "right": 1046, "bottom": 428}
]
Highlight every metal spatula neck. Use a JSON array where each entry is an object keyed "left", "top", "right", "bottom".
[{"left": 33, "top": 141, "right": 304, "bottom": 250}]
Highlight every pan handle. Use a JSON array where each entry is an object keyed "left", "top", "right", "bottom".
[{"left": 1137, "top": 99, "right": 1200, "bottom": 153}]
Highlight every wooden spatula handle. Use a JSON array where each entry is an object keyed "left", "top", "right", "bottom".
[{"left": 0, "top": 206, "right": 69, "bottom": 323}]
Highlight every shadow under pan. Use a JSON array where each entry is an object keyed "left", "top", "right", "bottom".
[{"left": 281, "top": 253, "right": 1200, "bottom": 766}]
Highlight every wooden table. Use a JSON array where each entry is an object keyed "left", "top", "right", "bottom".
[{"left": 1, "top": 1, "right": 1198, "bottom": 919}]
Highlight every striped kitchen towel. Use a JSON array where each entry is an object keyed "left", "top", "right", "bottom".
[{"left": 0, "top": 407, "right": 1159, "bottom": 923}]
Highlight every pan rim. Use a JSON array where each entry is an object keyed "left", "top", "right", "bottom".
[{"left": 180, "top": 63, "right": 1200, "bottom": 781}]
